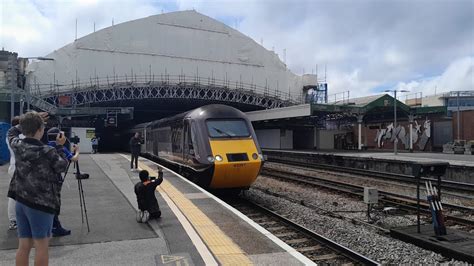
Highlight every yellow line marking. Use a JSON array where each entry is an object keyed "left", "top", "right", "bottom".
[
  {"left": 123, "top": 155, "right": 252, "bottom": 265},
  {"left": 119, "top": 154, "right": 217, "bottom": 265},
  {"left": 159, "top": 185, "right": 218, "bottom": 266}
]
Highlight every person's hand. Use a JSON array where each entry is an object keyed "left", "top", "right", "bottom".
[
  {"left": 56, "top": 131, "right": 66, "bottom": 146},
  {"left": 71, "top": 144, "right": 78, "bottom": 152},
  {"left": 39, "top": 112, "right": 49, "bottom": 122}
]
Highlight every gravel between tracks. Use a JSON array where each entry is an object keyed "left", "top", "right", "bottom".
[
  {"left": 265, "top": 162, "right": 474, "bottom": 221},
  {"left": 244, "top": 175, "right": 467, "bottom": 264}
]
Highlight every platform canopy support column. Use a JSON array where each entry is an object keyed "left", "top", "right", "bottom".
[
  {"left": 357, "top": 114, "right": 364, "bottom": 150},
  {"left": 409, "top": 114, "right": 415, "bottom": 152}
]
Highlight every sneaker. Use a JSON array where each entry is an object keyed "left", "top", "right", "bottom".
[
  {"left": 52, "top": 226, "right": 71, "bottom": 237},
  {"left": 8, "top": 220, "right": 17, "bottom": 230}
]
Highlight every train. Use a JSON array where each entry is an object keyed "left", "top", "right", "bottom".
[{"left": 128, "top": 104, "right": 264, "bottom": 190}]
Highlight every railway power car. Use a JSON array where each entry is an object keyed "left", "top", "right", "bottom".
[{"left": 134, "top": 104, "right": 264, "bottom": 190}]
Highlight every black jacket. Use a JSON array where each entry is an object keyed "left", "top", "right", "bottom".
[
  {"left": 7, "top": 126, "right": 68, "bottom": 215},
  {"left": 129, "top": 137, "right": 142, "bottom": 154},
  {"left": 134, "top": 175, "right": 163, "bottom": 214}
]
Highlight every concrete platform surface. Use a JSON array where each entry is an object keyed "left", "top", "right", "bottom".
[
  {"left": 264, "top": 149, "right": 474, "bottom": 167},
  {"left": 1, "top": 154, "right": 312, "bottom": 265}
]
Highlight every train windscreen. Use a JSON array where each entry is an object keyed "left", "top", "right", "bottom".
[{"left": 206, "top": 119, "right": 250, "bottom": 138}]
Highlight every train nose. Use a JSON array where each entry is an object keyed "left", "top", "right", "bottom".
[{"left": 208, "top": 139, "right": 263, "bottom": 189}]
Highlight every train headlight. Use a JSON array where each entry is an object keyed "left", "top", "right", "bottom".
[
  {"left": 252, "top": 153, "right": 258, "bottom": 160},
  {"left": 215, "top": 155, "right": 223, "bottom": 162},
  {"left": 207, "top": 156, "right": 215, "bottom": 163},
  {"left": 259, "top": 153, "right": 264, "bottom": 161}
]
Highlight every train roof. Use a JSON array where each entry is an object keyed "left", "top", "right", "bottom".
[
  {"left": 134, "top": 122, "right": 151, "bottom": 128},
  {"left": 146, "top": 104, "right": 247, "bottom": 128},
  {"left": 187, "top": 104, "right": 247, "bottom": 121}
]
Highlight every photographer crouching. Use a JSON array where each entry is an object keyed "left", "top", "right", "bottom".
[{"left": 47, "top": 127, "right": 80, "bottom": 237}]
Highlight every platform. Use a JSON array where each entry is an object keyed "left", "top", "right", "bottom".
[
  {"left": 263, "top": 149, "right": 474, "bottom": 184},
  {"left": 0, "top": 154, "right": 313, "bottom": 265},
  {"left": 391, "top": 224, "right": 474, "bottom": 263}
]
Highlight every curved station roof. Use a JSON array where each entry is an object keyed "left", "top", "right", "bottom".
[{"left": 27, "top": 11, "right": 316, "bottom": 110}]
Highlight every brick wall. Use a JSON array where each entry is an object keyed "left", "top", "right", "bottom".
[{"left": 452, "top": 110, "right": 474, "bottom": 141}]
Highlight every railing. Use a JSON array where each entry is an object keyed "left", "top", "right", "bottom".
[
  {"left": 0, "top": 87, "right": 58, "bottom": 113},
  {"left": 327, "top": 90, "right": 350, "bottom": 104},
  {"left": 442, "top": 90, "right": 474, "bottom": 97},
  {"left": 29, "top": 74, "right": 306, "bottom": 105}
]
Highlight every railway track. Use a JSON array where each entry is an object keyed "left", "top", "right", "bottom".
[
  {"left": 261, "top": 167, "right": 474, "bottom": 227},
  {"left": 224, "top": 197, "right": 379, "bottom": 265},
  {"left": 265, "top": 156, "right": 474, "bottom": 194}
]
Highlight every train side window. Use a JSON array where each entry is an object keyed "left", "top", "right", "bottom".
[
  {"left": 188, "top": 127, "right": 194, "bottom": 155},
  {"left": 190, "top": 121, "right": 199, "bottom": 157},
  {"left": 184, "top": 120, "right": 194, "bottom": 156}
]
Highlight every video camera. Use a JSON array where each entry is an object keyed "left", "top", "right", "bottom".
[
  {"left": 47, "top": 132, "right": 63, "bottom": 142},
  {"left": 70, "top": 135, "right": 80, "bottom": 144}
]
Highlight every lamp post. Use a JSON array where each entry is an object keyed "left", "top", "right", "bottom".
[{"left": 385, "top": 89, "right": 409, "bottom": 155}]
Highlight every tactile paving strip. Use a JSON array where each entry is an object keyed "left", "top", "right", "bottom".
[{"left": 138, "top": 162, "right": 253, "bottom": 265}]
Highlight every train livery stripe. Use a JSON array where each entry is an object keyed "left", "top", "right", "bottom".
[
  {"left": 208, "top": 139, "right": 262, "bottom": 189},
  {"left": 138, "top": 162, "right": 253, "bottom": 266}
]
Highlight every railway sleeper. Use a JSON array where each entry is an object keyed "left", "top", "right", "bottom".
[
  {"left": 285, "top": 238, "right": 310, "bottom": 244},
  {"left": 258, "top": 221, "right": 278, "bottom": 226},
  {"left": 311, "top": 253, "right": 342, "bottom": 261},
  {"left": 274, "top": 232, "right": 298, "bottom": 238},
  {"left": 297, "top": 245, "right": 323, "bottom": 252},
  {"left": 265, "top": 226, "right": 286, "bottom": 231}
]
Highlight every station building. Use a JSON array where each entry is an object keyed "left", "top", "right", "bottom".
[
  {"left": 247, "top": 93, "right": 458, "bottom": 152},
  {"left": 405, "top": 91, "right": 474, "bottom": 142}
]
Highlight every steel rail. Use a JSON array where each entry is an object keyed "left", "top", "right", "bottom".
[
  {"left": 262, "top": 168, "right": 474, "bottom": 226},
  {"left": 230, "top": 198, "right": 380, "bottom": 265}
]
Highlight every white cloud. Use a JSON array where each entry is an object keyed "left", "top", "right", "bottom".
[
  {"left": 1, "top": 0, "right": 163, "bottom": 57},
  {"left": 394, "top": 56, "right": 474, "bottom": 96}
]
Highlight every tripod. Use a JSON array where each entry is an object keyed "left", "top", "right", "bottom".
[{"left": 65, "top": 160, "right": 90, "bottom": 232}]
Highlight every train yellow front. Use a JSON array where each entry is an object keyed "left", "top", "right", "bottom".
[{"left": 131, "top": 104, "right": 264, "bottom": 190}]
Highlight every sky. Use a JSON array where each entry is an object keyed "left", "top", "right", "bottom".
[{"left": 1, "top": 0, "right": 473, "bottom": 99}]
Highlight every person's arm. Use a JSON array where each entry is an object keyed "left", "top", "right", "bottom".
[
  {"left": 49, "top": 132, "right": 68, "bottom": 173},
  {"left": 151, "top": 174, "right": 163, "bottom": 188},
  {"left": 47, "top": 147, "right": 69, "bottom": 174},
  {"left": 7, "top": 125, "right": 22, "bottom": 146}
]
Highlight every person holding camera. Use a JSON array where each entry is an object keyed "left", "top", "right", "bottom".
[
  {"left": 134, "top": 168, "right": 163, "bottom": 222},
  {"left": 129, "top": 132, "right": 142, "bottom": 171},
  {"left": 47, "top": 127, "right": 80, "bottom": 237},
  {"left": 7, "top": 111, "right": 68, "bottom": 266}
]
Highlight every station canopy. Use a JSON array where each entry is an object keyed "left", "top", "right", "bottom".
[
  {"left": 248, "top": 93, "right": 447, "bottom": 128},
  {"left": 311, "top": 94, "right": 447, "bottom": 123}
]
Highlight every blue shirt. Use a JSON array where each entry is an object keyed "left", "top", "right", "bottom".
[{"left": 47, "top": 141, "right": 74, "bottom": 161}]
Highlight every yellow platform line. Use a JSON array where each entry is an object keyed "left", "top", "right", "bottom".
[{"left": 138, "top": 161, "right": 253, "bottom": 266}]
